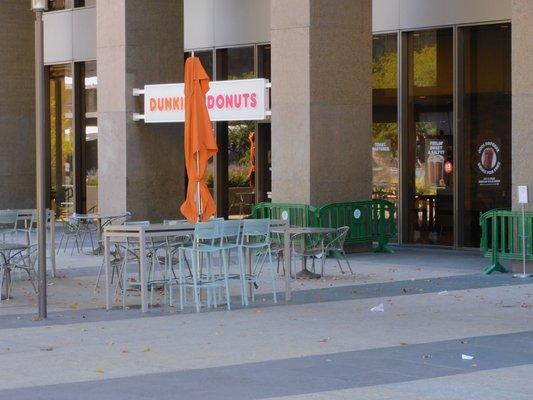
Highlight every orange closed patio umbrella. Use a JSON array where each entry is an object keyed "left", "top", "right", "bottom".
[{"left": 180, "top": 56, "right": 218, "bottom": 223}]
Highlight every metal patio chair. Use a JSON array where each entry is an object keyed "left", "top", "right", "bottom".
[
  {"left": 173, "top": 220, "right": 233, "bottom": 312},
  {"left": 321, "top": 226, "right": 353, "bottom": 277},
  {"left": 238, "top": 218, "right": 277, "bottom": 305}
]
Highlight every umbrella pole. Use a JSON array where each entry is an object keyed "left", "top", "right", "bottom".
[{"left": 196, "top": 151, "right": 202, "bottom": 222}]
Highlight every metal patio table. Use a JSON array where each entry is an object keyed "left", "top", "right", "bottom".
[
  {"left": 0, "top": 242, "right": 31, "bottom": 301},
  {"left": 15, "top": 209, "right": 56, "bottom": 277},
  {"left": 72, "top": 212, "right": 131, "bottom": 254},
  {"left": 270, "top": 225, "right": 335, "bottom": 300},
  {"left": 103, "top": 222, "right": 194, "bottom": 313}
]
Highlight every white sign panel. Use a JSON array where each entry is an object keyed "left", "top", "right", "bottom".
[
  {"left": 142, "top": 78, "right": 270, "bottom": 123},
  {"left": 518, "top": 185, "right": 529, "bottom": 204}
]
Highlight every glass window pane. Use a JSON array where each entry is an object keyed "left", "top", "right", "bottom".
[
  {"left": 372, "top": 33, "right": 398, "bottom": 221},
  {"left": 185, "top": 50, "right": 214, "bottom": 80},
  {"left": 83, "top": 61, "right": 98, "bottom": 213},
  {"left": 49, "top": 64, "right": 74, "bottom": 219},
  {"left": 461, "top": 24, "right": 511, "bottom": 247},
  {"left": 216, "top": 46, "right": 255, "bottom": 219},
  {"left": 406, "top": 28, "right": 454, "bottom": 245}
]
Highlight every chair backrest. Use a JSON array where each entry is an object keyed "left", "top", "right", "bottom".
[
  {"left": 194, "top": 220, "right": 222, "bottom": 243},
  {"left": 0, "top": 210, "right": 19, "bottom": 230},
  {"left": 221, "top": 220, "right": 242, "bottom": 245},
  {"left": 326, "top": 226, "right": 350, "bottom": 250},
  {"left": 241, "top": 219, "right": 270, "bottom": 244}
]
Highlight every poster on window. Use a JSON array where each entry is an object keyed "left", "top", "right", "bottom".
[
  {"left": 425, "top": 139, "right": 447, "bottom": 189},
  {"left": 477, "top": 139, "right": 502, "bottom": 187}
]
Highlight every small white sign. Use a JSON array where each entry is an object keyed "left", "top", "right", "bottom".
[
  {"left": 281, "top": 211, "right": 289, "bottom": 221},
  {"left": 353, "top": 209, "right": 361, "bottom": 219},
  {"left": 142, "top": 78, "right": 270, "bottom": 123},
  {"left": 518, "top": 185, "right": 528, "bottom": 204}
]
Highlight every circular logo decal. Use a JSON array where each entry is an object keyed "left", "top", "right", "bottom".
[
  {"left": 444, "top": 161, "right": 453, "bottom": 174},
  {"left": 353, "top": 209, "right": 361, "bottom": 219},
  {"left": 477, "top": 141, "right": 501, "bottom": 175},
  {"left": 281, "top": 210, "right": 289, "bottom": 220}
]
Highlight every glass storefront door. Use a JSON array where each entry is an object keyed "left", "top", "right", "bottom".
[
  {"left": 372, "top": 34, "right": 399, "bottom": 235},
  {"left": 406, "top": 28, "right": 454, "bottom": 245},
  {"left": 49, "top": 64, "right": 74, "bottom": 219},
  {"left": 460, "top": 24, "right": 512, "bottom": 247},
  {"left": 215, "top": 46, "right": 257, "bottom": 219},
  {"left": 48, "top": 61, "right": 98, "bottom": 218}
]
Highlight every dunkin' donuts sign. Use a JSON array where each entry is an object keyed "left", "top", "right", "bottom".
[{"left": 140, "top": 78, "right": 270, "bottom": 123}]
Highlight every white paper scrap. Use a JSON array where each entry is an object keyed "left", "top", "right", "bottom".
[{"left": 371, "top": 303, "right": 384, "bottom": 312}]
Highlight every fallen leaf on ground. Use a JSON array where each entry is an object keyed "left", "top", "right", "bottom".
[
  {"left": 94, "top": 368, "right": 105, "bottom": 374},
  {"left": 121, "top": 348, "right": 129, "bottom": 354},
  {"left": 402, "top": 288, "right": 412, "bottom": 294},
  {"left": 319, "top": 337, "right": 329, "bottom": 343},
  {"left": 142, "top": 347, "right": 151, "bottom": 352},
  {"left": 68, "top": 303, "right": 79, "bottom": 310},
  {"left": 40, "top": 347, "right": 54, "bottom": 351},
  {"left": 400, "top": 342, "right": 408, "bottom": 346}
]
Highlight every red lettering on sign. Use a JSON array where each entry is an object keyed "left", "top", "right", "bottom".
[
  {"left": 207, "top": 95, "right": 214, "bottom": 109},
  {"left": 242, "top": 93, "right": 250, "bottom": 107},
  {"left": 225, "top": 94, "right": 233, "bottom": 108},
  {"left": 157, "top": 98, "right": 164, "bottom": 111},
  {"left": 250, "top": 93, "right": 257, "bottom": 108},
  {"left": 216, "top": 95, "right": 224, "bottom": 109},
  {"left": 150, "top": 98, "right": 157, "bottom": 111},
  {"left": 234, "top": 94, "right": 242, "bottom": 108}
]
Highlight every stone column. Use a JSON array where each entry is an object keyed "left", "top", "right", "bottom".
[
  {"left": 97, "top": 0, "right": 184, "bottom": 221},
  {"left": 0, "top": 1, "right": 35, "bottom": 209},
  {"left": 512, "top": 0, "right": 533, "bottom": 272},
  {"left": 270, "top": 0, "right": 372, "bottom": 205}
]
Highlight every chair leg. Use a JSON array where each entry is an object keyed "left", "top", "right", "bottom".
[
  {"left": 342, "top": 250, "right": 354, "bottom": 274},
  {"left": 122, "top": 261, "right": 128, "bottom": 310},
  {"left": 0, "top": 268, "right": 4, "bottom": 304},
  {"left": 238, "top": 247, "right": 248, "bottom": 306},
  {"left": 336, "top": 257, "right": 345, "bottom": 274},
  {"left": 221, "top": 249, "right": 231, "bottom": 310},
  {"left": 191, "top": 252, "right": 201, "bottom": 313},
  {"left": 269, "top": 247, "right": 277, "bottom": 303}
]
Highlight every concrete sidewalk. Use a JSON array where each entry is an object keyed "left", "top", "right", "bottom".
[{"left": 1, "top": 247, "right": 531, "bottom": 399}]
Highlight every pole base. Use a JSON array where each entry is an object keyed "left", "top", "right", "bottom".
[{"left": 513, "top": 273, "right": 533, "bottom": 278}]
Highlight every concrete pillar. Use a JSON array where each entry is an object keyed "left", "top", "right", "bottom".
[
  {"left": 0, "top": 1, "right": 35, "bottom": 209},
  {"left": 511, "top": 0, "right": 533, "bottom": 272},
  {"left": 96, "top": 0, "right": 184, "bottom": 221},
  {"left": 270, "top": 0, "right": 372, "bottom": 205}
]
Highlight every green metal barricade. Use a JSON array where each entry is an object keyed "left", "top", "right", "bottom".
[
  {"left": 480, "top": 209, "right": 533, "bottom": 274},
  {"left": 251, "top": 202, "right": 319, "bottom": 227},
  {"left": 317, "top": 199, "right": 397, "bottom": 252}
]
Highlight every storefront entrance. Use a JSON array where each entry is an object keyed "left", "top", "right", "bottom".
[
  {"left": 372, "top": 23, "right": 511, "bottom": 248},
  {"left": 46, "top": 62, "right": 98, "bottom": 219}
]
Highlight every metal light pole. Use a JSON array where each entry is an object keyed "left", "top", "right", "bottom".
[{"left": 32, "top": 0, "right": 48, "bottom": 320}]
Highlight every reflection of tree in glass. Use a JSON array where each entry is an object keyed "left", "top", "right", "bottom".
[
  {"left": 413, "top": 44, "right": 437, "bottom": 87},
  {"left": 373, "top": 51, "right": 397, "bottom": 89},
  {"left": 228, "top": 121, "right": 255, "bottom": 187}
]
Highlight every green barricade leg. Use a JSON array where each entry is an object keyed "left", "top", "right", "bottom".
[
  {"left": 374, "top": 237, "right": 393, "bottom": 253},
  {"left": 484, "top": 249, "right": 507, "bottom": 274},
  {"left": 484, "top": 262, "right": 507, "bottom": 274}
]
